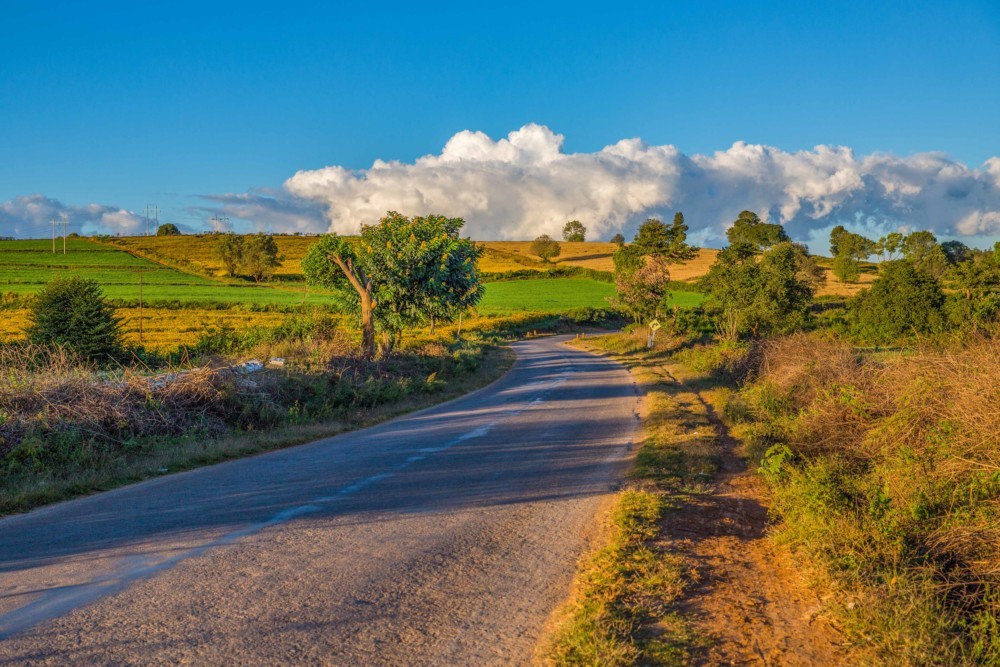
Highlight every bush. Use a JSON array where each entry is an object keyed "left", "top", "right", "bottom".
[
  {"left": 849, "top": 260, "right": 946, "bottom": 343},
  {"left": 26, "top": 276, "right": 123, "bottom": 362}
]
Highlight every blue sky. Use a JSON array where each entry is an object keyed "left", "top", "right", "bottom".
[{"left": 1, "top": 0, "right": 999, "bottom": 246}]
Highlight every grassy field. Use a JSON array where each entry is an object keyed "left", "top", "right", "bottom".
[
  {"left": 0, "top": 238, "right": 329, "bottom": 306},
  {"left": 478, "top": 278, "right": 705, "bottom": 314},
  {"left": 0, "top": 236, "right": 704, "bottom": 351}
]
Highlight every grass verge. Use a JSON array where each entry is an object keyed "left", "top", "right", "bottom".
[
  {"left": 538, "top": 331, "right": 722, "bottom": 665},
  {"left": 0, "top": 343, "right": 514, "bottom": 516}
]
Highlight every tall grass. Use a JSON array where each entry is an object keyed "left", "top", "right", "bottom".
[{"left": 730, "top": 332, "right": 1000, "bottom": 665}]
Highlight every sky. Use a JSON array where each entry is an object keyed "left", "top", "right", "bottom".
[{"left": 1, "top": 0, "right": 999, "bottom": 250}]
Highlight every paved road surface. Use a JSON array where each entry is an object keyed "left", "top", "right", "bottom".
[{"left": 0, "top": 335, "right": 639, "bottom": 666}]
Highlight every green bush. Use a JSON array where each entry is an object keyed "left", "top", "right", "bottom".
[
  {"left": 849, "top": 260, "right": 946, "bottom": 343},
  {"left": 26, "top": 276, "right": 123, "bottom": 362}
]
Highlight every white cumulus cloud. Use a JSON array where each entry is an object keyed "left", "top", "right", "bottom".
[
  {"left": 0, "top": 194, "right": 143, "bottom": 237},
  {"left": 283, "top": 124, "right": 1000, "bottom": 251}
]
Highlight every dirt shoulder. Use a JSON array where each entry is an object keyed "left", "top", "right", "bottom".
[{"left": 541, "top": 333, "right": 846, "bottom": 665}]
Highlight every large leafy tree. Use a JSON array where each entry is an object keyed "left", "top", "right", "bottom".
[
  {"left": 611, "top": 214, "right": 695, "bottom": 323},
  {"left": 216, "top": 234, "right": 245, "bottom": 278},
  {"left": 302, "top": 212, "right": 481, "bottom": 358},
  {"left": 902, "top": 230, "right": 948, "bottom": 278},
  {"left": 725, "top": 210, "right": 789, "bottom": 251},
  {"left": 703, "top": 242, "right": 820, "bottom": 339},
  {"left": 242, "top": 234, "right": 281, "bottom": 283},
  {"left": 876, "top": 232, "right": 905, "bottom": 261},
  {"left": 562, "top": 220, "right": 586, "bottom": 242},
  {"left": 531, "top": 234, "right": 561, "bottom": 261},
  {"left": 27, "top": 276, "right": 123, "bottom": 362},
  {"left": 829, "top": 227, "right": 877, "bottom": 283}
]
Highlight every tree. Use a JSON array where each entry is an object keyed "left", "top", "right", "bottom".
[
  {"left": 941, "top": 240, "right": 972, "bottom": 265},
  {"left": 832, "top": 252, "right": 861, "bottom": 283},
  {"left": 303, "top": 212, "right": 481, "bottom": 358},
  {"left": 902, "top": 231, "right": 948, "bottom": 278},
  {"left": 830, "top": 228, "right": 876, "bottom": 283},
  {"left": 531, "top": 234, "right": 561, "bottom": 261},
  {"left": 877, "top": 232, "right": 904, "bottom": 261},
  {"left": 241, "top": 234, "right": 281, "bottom": 283},
  {"left": 612, "top": 215, "right": 696, "bottom": 325},
  {"left": 26, "top": 276, "right": 123, "bottom": 361},
  {"left": 829, "top": 225, "right": 848, "bottom": 257},
  {"left": 725, "top": 210, "right": 789, "bottom": 251},
  {"left": 216, "top": 234, "right": 245, "bottom": 277},
  {"left": 631, "top": 215, "right": 695, "bottom": 260},
  {"left": 850, "top": 260, "right": 946, "bottom": 343},
  {"left": 156, "top": 223, "right": 181, "bottom": 236},
  {"left": 610, "top": 233, "right": 625, "bottom": 246},
  {"left": 562, "top": 220, "right": 586, "bottom": 242},
  {"left": 703, "top": 241, "right": 818, "bottom": 338},
  {"left": 611, "top": 254, "right": 672, "bottom": 324}
]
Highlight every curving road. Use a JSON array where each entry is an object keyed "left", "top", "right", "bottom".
[{"left": 0, "top": 335, "right": 640, "bottom": 666}]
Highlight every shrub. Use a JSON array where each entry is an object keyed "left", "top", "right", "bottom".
[
  {"left": 26, "top": 276, "right": 123, "bottom": 362},
  {"left": 849, "top": 260, "right": 945, "bottom": 343}
]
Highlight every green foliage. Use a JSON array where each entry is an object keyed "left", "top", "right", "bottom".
[
  {"left": 631, "top": 214, "right": 695, "bottom": 260},
  {"left": 216, "top": 234, "right": 245, "bottom": 277},
  {"left": 531, "top": 234, "right": 562, "bottom": 261},
  {"left": 241, "top": 234, "right": 281, "bottom": 283},
  {"left": 876, "top": 231, "right": 904, "bottom": 261},
  {"left": 155, "top": 223, "right": 181, "bottom": 236},
  {"left": 610, "top": 233, "right": 625, "bottom": 246},
  {"left": 832, "top": 252, "right": 861, "bottom": 283},
  {"left": 703, "top": 242, "right": 819, "bottom": 338},
  {"left": 612, "top": 215, "right": 697, "bottom": 324},
  {"left": 902, "top": 230, "right": 948, "bottom": 278},
  {"left": 849, "top": 260, "right": 946, "bottom": 343},
  {"left": 725, "top": 210, "right": 789, "bottom": 251},
  {"left": 940, "top": 240, "right": 972, "bottom": 265},
  {"left": 26, "top": 276, "right": 123, "bottom": 361},
  {"left": 303, "top": 212, "right": 482, "bottom": 355},
  {"left": 562, "top": 220, "right": 586, "bottom": 242}
]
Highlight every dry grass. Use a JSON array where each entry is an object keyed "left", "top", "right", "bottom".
[
  {"left": 736, "top": 332, "right": 1000, "bottom": 664},
  {"left": 108, "top": 234, "right": 324, "bottom": 279}
]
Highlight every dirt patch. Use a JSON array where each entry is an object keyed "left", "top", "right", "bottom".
[{"left": 657, "top": 364, "right": 847, "bottom": 665}]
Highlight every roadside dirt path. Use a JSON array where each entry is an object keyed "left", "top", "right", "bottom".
[{"left": 655, "top": 363, "right": 847, "bottom": 666}]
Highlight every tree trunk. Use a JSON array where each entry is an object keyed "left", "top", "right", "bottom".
[
  {"left": 429, "top": 315, "right": 435, "bottom": 334},
  {"left": 379, "top": 331, "right": 393, "bottom": 358},
  {"left": 457, "top": 312, "right": 462, "bottom": 338},
  {"left": 359, "top": 293, "right": 376, "bottom": 359}
]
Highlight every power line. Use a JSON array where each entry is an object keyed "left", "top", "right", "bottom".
[{"left": 209, "top": 215, "right": 230, "bottom": 233}]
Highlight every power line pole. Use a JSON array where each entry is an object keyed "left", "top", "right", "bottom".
[
  {"left": 154, "top": 206, "right": 159, "bottom": 236},
  {"left": 62, "top": 215, "right": 68, "bottom": 255},
  {"left": 209, "top": 215, "right": 230, "bottom": 233},
  {"left": 50, "top": 219, "right": 58, "bottom": 253}
]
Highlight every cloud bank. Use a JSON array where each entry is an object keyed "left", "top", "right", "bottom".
[
  {"left": 0, "top": 194, "right": 143, "bottom": 237},
  {"left": 285, "top": 124, "right": 1000, "bottom": 250}
]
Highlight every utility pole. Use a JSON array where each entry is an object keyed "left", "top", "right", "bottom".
[
  {"left": 209, "top": 215, "right": 230, "bottom": 233},
  {"left": 50, "top": 219, "right": 58, "bottom": 253},
  {"left": 155, "top": 206, "right": 159, "bottom": 236},
  {"left": 62, "top": 215, "right": 68, "bottom": 254}
]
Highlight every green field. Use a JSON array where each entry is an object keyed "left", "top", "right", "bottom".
[
  {"left": 478, "top": 278, "right": 704, "bottom": 314},
  {"left": 0, "top": 238, "right": 706, "bottom": 320},
  {"left": 0, "top": 239, "right": 330, "bottom": 306}
]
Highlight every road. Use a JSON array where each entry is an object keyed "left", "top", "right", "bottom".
[{"left": 0, "top": 335, "right": 640, "bottom": 666}]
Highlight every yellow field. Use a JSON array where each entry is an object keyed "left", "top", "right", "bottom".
[
  {"left": 107, "top": 235, "right": 323, "bottom": 279},
  {"left": 0, "top": 308, "right": 297, "bottom": 351}
]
